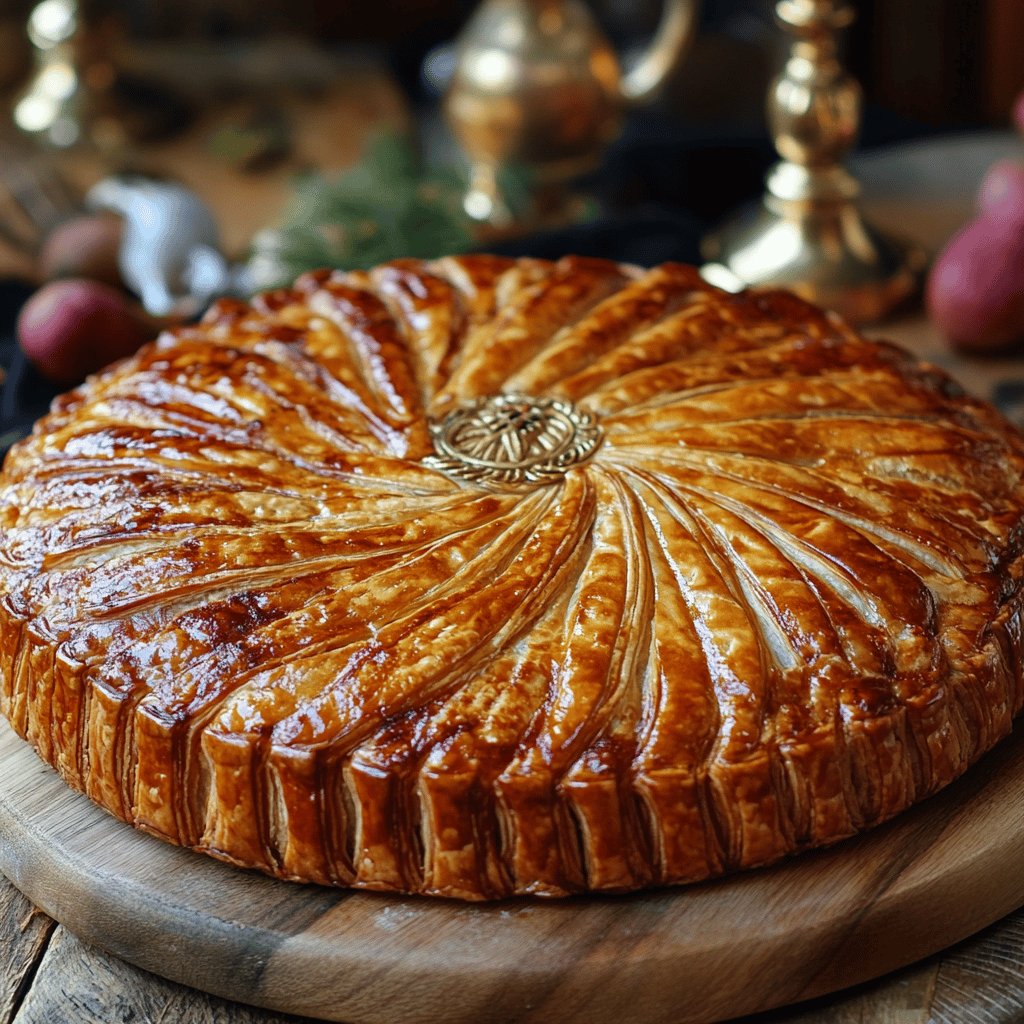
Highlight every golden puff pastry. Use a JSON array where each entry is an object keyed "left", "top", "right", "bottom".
[{"left": 1, "top": 255, "right": 1023, "bottom": 900}]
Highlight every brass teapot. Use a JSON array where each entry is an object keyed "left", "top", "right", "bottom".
[{"left": 445, "top": 0, "right": 701, "bottom": 228}]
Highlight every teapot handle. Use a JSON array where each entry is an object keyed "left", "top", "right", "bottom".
[{"left": 619, "top": 0, "right": 702, "bottom": 106}]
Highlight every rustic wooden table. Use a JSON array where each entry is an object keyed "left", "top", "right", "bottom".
[{"left": 2, "top": 113, "right": 1024, "bottom": 1023}]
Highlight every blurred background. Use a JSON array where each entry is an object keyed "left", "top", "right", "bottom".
[
  {"left": 0, "top": 0, "right": 1022, "bottom": 442},
  {"left": 0, "top": 0, "right": 1017, "bottom": 272},
  {"left": 0, "top": 0, "right": 1016, "bottom": 132}
]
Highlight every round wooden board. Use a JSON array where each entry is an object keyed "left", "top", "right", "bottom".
[{"left": 2, "top": 719, "right": 1024, "bottom": 1024}]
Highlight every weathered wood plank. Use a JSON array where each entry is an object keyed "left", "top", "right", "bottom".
[
  {"left": 11, "top": 925, "right": 320, "bottom": 1024},
  {"left": 928, "top": 916, "right": 1024, "bottom": 1024},
  {"left": 0, "top": 874, "right": 54, "bottom": 1024}
]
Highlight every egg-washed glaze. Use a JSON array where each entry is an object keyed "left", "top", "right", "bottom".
[{"left": 1, "top": 255, "right": 1023, "bottom": 901}]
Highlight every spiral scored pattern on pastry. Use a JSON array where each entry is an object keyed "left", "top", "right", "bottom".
[{"left": 2, "top": 255, "right": 1024, "bottom": 901}]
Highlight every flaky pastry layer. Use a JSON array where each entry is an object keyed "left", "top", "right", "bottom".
[{"left": 1, "top": 256, "right": 1023, "bottom": 899}]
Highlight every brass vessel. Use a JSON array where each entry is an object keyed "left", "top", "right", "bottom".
[
  {"left": 702, "top": 0, "right": 923, "bottom": 324},
  {"left": 445, "top": 0, "right": 701, "bottom": 228}
]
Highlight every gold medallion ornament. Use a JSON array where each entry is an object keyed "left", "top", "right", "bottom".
[{"left": 424, "top": 393, "right": 603, "bottom": 491}]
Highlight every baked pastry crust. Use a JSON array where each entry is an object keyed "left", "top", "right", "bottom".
[{"left": 1, "top": 255, "right": 1023, "bottom": 900}]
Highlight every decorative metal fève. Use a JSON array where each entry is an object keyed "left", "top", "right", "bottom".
[
  {"left": 444, "top": 0, "right": 701, "bottom": 230},
  {"left": 701, "top": 0, "right": 923, "bottom": 325},
  {"left": 425, "top": 393, "right": 603, "bottom": 490}
]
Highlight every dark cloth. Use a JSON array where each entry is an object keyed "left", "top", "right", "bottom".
[{"left": 0, "top": 282, "right": 60, "bottom": 457}]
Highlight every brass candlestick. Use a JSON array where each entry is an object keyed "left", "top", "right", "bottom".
[
  {"left": 12, "top": 0, "right": 90, "bottom": 148},
  {"left": 701, "top": 0, "right": 923, "bottom": 324},
  {"left": 13, "top": 0, "right": 188, "bottom": 150}
]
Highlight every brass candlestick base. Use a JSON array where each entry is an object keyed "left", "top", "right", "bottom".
[{"left": 701, "top": 0, "right": 923, "bottom": 324}]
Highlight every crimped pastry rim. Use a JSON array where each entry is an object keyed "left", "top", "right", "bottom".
[{"left": 1, "top": 254, "right": 1022, "bottom": 901}]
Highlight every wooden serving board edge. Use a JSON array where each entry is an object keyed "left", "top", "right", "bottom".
[{"left": 3, "top": 718, "right": 1024, "bottom": 1024}]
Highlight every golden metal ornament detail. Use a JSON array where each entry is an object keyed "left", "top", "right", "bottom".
[
  {"left": 701, "top": 0, "right": 924, "bottom": 325},
  {"left": 425, "top": 393, "right": 603, "bottom": 490},
  {"left": 13, "top": 0, "right": 87, "bottom": 147},
  {"left": 444, "top": 0, "right": 701, "bottom": 230}
]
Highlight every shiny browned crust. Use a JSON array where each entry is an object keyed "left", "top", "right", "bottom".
[{"left": 1, "top": 255, "right": 1023, "bottom": 900}]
